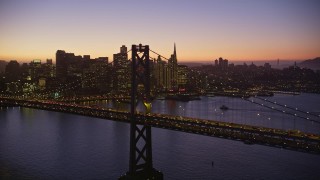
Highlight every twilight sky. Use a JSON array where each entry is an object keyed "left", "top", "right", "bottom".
[{"left": 0, "top": 0, "right": 319, "bottom": 62}]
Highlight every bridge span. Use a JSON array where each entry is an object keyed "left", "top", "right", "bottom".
[{"left": 1, "top": 98, "right": 320, "bottom": 154}]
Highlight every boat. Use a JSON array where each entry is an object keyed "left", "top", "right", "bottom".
[
  {"left": 156, "top": 96, "right": 165, "bottom": 100},
  {"left": 257, "top": 91, "right": 274, "bottom": 97},
  {"left": 165, "top": 94, "right": 201, "bottom": 101},
  {"left": 220, "top": 105, "right": 229, "bottom": 110},
  {"left": 244, "top": 140, "right": 254, "bottom": 145},
  {"left": 211, "top": 92, "right": 251, "bottom": 98},
  {"left": 206, "top": 92, "right": 215, "bottom": 97}
]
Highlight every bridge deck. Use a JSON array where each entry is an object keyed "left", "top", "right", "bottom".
[{"left": 1, "top": 98, "right": 320, "bottom": 154}]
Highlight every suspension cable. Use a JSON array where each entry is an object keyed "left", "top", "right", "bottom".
[{"left": 149, "top": 49, "right": 170, "bottom": 61}]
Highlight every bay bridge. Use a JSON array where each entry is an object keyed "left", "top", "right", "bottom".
[
  {"left": 1, "top": 44, "right": 320, "bottom": 179},
  {"left": 1, "top": 97, "right": 320, "bottom": 155}
]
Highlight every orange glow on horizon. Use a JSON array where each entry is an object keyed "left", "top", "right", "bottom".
[{"left": 0, "top": 44, "right": 319, "bottom": 64}]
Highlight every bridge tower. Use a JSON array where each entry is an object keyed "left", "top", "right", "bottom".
[{"left": 120, "top": 44, "right": 163, "bottom": 179}]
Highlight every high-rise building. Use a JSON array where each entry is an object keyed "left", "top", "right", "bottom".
[
  {"left": 167, "top": 43, "right": 178, "bottom": 90},
  {"left": 43, "top": 59, "right": 55, "bottom": 78},
  {"left": 95, "top": 57, "right": 108, "bottom": 62},
  {"left": 151, "top": 43, "right": 180, "bottom": 92},
  {"left": 56, "top": 50, "right": 110, "bottom": 94},
  {"left": 215, "top": 59, "right": 218, "bottom": 66},
  {"left": 153, "top": 55, "right": 168, "bottom": 91},
  {"left": 215, "top": 57, "right": 228, "bottom": 69},
  {"left": 264, "top": 63, "right": 271, "bottom": 69},
  {"left": 114, "top": 45, "right": 128, "bottom": 68},
  {"left": 56, "top": 50, "right": 84, "bottom": 79},
  {"left": 56, "top": 50, "right": 68, "bottom": 79},
  {"left": 46, "top": 59, "right": 52, "bottom": 65},
  {"left": 5, "top": 60, "right": 20, "bottom": 82},
  {"left": 177, "top": 65, "right": 188, "bottom": 89},
  {"left": 120, "top": 45, "right": 127, "bottom": 54},
  {"left": 5, "top": 60, "right": 22, "bottom": 94},
  {"left": 83, "top": 55, "right": 90, "bottom": 61},
  {"left": 29, "top": 59, "right": 42, "bottom": 81},
  {"left": 113, "top": 45, "right": 130, "bottom": 93}
]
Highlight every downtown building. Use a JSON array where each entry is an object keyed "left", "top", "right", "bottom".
[
  {"left": 55, "top": 50, "right": 110, "bottom": 95},
  {"left": 4, "top": 59, "right": 55, "bottom": 95},
  {"left": 152, "top": 43, "right": 187, "bottom": 92},
  {"left": 113, "top": 45, "right": 130, "bottom": 94}
]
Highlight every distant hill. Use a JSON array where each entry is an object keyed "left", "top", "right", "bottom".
[
  {"left": 299, "top": 57, "right": 320, "bottom": 70},
  {"left": 0, "top": 60, "right": 7, "bottom": 73}
]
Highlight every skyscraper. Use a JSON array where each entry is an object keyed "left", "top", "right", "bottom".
[
  {"left": 153, "top": 55, "right": 167, "bottom": 91},
  {"left": 168, "top": 43, "right": 178, "bottom": 90},
  {"left": 120, "top": 45, "right": 127, "bottom": 54},
  {"left": 113, "top": 45, "right": 130, "bottom": 93},
  {"left": 5, "top": 60, "right": 20, "bottom": 82},
  {"left": 56, "top": 50, "right": 68, "bottom": 79}
]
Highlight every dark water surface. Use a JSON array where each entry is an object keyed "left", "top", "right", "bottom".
[{"left": 1, "top": 93, "right": 320, "bottom": 179}]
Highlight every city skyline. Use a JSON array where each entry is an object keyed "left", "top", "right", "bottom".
[{"left": 1, "top": 0, "right": 320, "bottom": 62}]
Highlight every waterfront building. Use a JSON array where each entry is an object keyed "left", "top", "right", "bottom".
[{"left": 177, "top": 65, "right": 188, "bottom": 90}]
